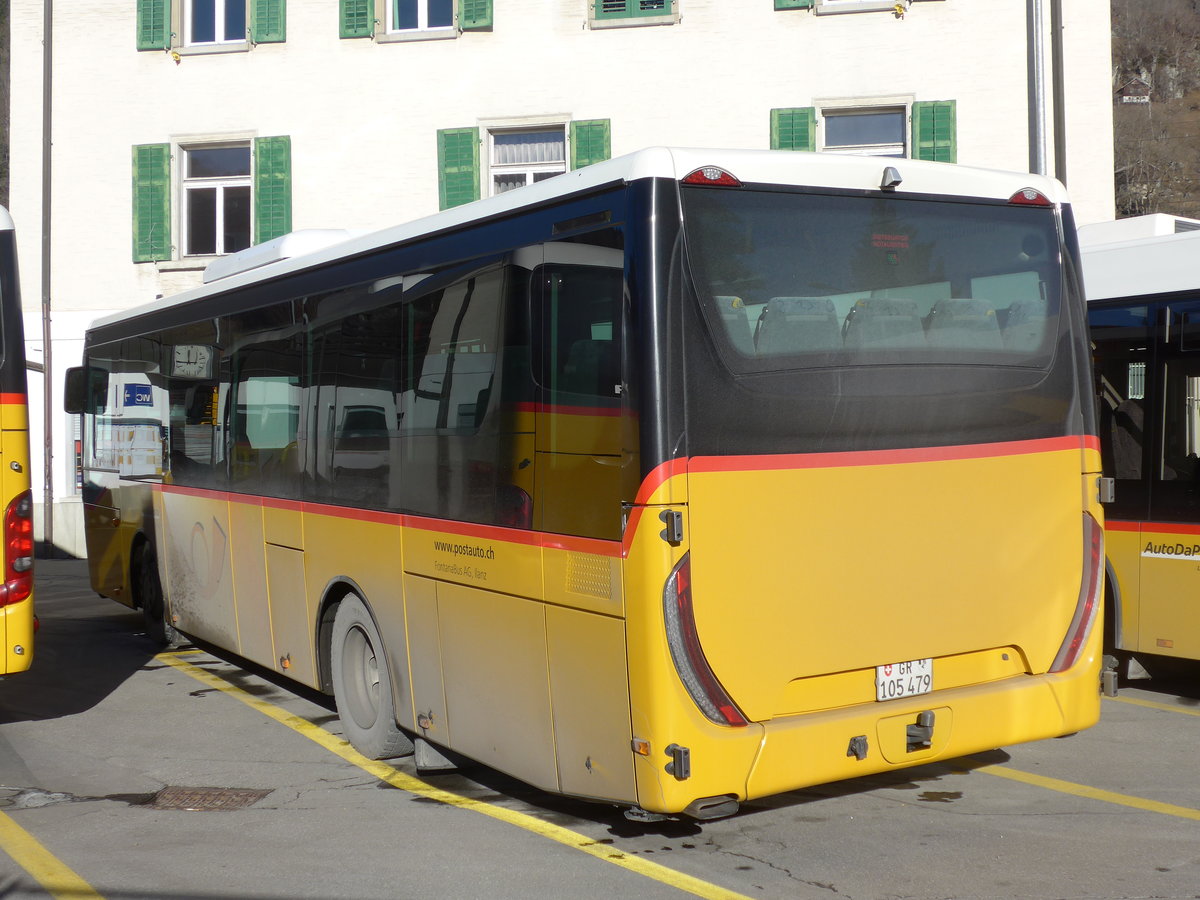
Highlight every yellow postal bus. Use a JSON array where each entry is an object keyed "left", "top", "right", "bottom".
[
  {"left": 67, "top": 148, "right": 1102, "bottom": 819},
  {"left": 1082, "top": 215, "right": 1200, "bottom": 672},
  {"left": 0, "top": 207, "right": 35, "bottom": 676}
]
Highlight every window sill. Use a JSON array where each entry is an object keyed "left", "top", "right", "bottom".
[
  {"left": 175, "top": 41, "right": 251, "bottom": 56},
  {"left": 156, "top": 258, "right": 215, "bottom": 273},
  {"left": 815, "top": 0, "right": 942, "bottom": 12},
  {"left": 375, "top": 28, "right": 458, "bottom": 44},
  {"left": 588, "top": 14, "right": 678, "bottom": 29}
]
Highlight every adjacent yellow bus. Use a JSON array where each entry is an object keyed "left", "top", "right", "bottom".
[
  {"left": 1082, "top": 215, "right": 1200, "bottom": 673},
  {"left": 66, "top": 148, "right": 1103, "bottom": 819},
  {"left": 0, "top": 207, "right": 36, "bottom": 677}
]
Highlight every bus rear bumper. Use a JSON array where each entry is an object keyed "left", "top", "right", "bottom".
[{"left": 744, "top": 666, "right": 1101, "bottom": 801}]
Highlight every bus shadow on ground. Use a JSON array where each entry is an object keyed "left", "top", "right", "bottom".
[{"left": 0, "top": 603, "right": 160, "bottom": 725}]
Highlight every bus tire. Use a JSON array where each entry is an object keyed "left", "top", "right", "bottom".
[
  {"left": 137, "top": 544, "right": 180, "bottom": 648},
  {"left": 331, "top": 594, "right": 414, "bottom": 760}
]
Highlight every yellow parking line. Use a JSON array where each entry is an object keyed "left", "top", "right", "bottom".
[
  {"left": 0, "top": 810, "right": 105, "bottom": 899},
  {"left": 158, "top": 652, "right": 751, "bottom": 900},
  {"left": 1106, "top": 694, "right": 1200, "bottom": 717},
  {"left": 976, "top": 763, "right": 1200, "bottom": 821}
]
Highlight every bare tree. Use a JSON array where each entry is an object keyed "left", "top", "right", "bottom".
[{"left": 1112, "top": 0, "right": 1200, "bottom": 218}]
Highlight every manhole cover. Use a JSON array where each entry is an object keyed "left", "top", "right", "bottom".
[{"left": 151, "top": 786, "right": 271, "bottom": 811}]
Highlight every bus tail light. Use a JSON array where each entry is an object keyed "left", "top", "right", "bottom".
[
  {"left": 1049, "top": 512, "right": 1103, "bottom": 673},
  {"left": 0, "top": 491, "right": 33, "bottom": 608},
  {"left": 1008, "top": 188, "right": 1053, "bottom": 207},
  {"left": 663, "top": 553, "right": 749, "bottom": 726},
  {"left": 681, "top": 166, "right": 742, "bottom": 187}
]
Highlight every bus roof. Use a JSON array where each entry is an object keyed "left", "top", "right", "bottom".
[
  {"left": 1078, "top": 215, "right": 1200, "bottom": 302},
  {"left": 93, "top": 147, "right": 1069, "bottom": 332}
]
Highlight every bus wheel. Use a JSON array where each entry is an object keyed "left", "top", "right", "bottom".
[
  {"left": 331, "top": 594, "right": 414, "bottom": 760},
  {"left": 137, "top": 545, "right": 179, "bottom": 648}
]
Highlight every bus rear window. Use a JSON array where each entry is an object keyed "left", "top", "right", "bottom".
[{"left": 681, "top": 188, "right": 1063, "bottom": 371}]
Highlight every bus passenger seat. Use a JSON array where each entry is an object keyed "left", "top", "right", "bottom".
[
  {"left": 714, "top": 296, "right": 755, "bottom": 354},
  {"left": 1001, "top": 301, "right": 1046, "bottom": 350},
  {"left": 926, "top": 298, "right": 1003, "bottom": 349},
  {"left": 755, "top": 297, "right": 841, "bottom": 354},
  {"left": 843, "top": 297, "right": 925, "bottom": 349}
]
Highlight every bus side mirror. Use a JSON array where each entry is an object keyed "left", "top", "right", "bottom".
[{"left": 64, "top": 366, "right": 109, "bottom": 415}]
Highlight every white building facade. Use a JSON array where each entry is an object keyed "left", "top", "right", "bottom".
[{"left": 9, "top": 0, "right": 1115, "bottom": 555}]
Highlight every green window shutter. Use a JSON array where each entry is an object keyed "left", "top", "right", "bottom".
[
  {"left": 254, "top": 136, "right": 292, "bottom": 245},
  {"left": 570, "top": 120, "right": 611, "bottom": 170},
  {"left": 912, "top": 100, "right": 957, "bottom": 163},
  {"left": 340, "top": 0, "right": 374, "bottom": 38},
  {"left": 459, "top": 0, "right": 493, "bottom": 30},
  {"left": 774, "top": 0, "right": 814, "bottom": 8},
  {"left": 136, "top": 0, "right": 171, "bottom": 51},
  {"left": 437, "top": 128, "right": 480, "bottom": 210},
  {"left": 594, "top": 0, "right": 672, "bottom": 20},
  {"left": 770, "top": 108, "right": 816, "bottom": 152},
  {"left": 132, "top": 144, "right": 172, "bottom": 262},
  {"left": 250, "top": 0, "right": 286, "bottom": 43}
]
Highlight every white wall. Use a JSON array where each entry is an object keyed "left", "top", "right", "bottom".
[{"left": 8, "top": 0, "right": 1116, "bottom": 555}]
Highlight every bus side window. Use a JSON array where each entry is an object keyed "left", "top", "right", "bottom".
[
  {"left": 532, "top": 231, "right": 631, "bottom": 541},
  {"left": 227, "top": 304, "right": 305, "bottom": 497}
]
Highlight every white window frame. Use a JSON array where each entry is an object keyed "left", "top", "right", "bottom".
[
  {"left": 183, "top": 0, "right": 247, "bottom": 47},
  {"left": 483, "top": 120, "right": 569, "bottom": 198},
  {"left": 180, "top": 141, "right": 254, "bottom": 259},
  {"left": 815, "top": 96, "right": 914, "bottom": 158},
  {"left": 375, "top": 0, "right": 458, "bottom": 41},
  {"left": 172, "top": 0, "right": 249, "bottom": 54}
]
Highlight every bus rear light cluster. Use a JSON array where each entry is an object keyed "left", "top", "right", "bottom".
[
  {"left": 1049, "top": 512, "right": 1103, "bottom": 673},
  {"left": 0, "top": 490, "right": 33, "bottom": 608},
  {"left": 1008, "top": 188, "right": 1053, "bottom": 207},
  {"left": 663, "top": 553, "right": 749, "bottom": 726},
  {"left": 681, "top": 166, "right": 743, "bottom": 187}
]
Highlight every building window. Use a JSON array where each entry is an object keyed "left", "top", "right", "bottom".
[
  {"left": 183, "top": 145, "right": 253, "bottom": 256},
  {"left": 136, "top": 0, "right": 285, "bottom": 52},
  {"left": 186, "top": 0, "right": 246, "bottom": 45},
  {"left": 590, "top": 0, "right": 677, "bottom": 27},
  {"left": 388, "top": 0, "right": 454, "bottom": 33},
  {"left": 770, "top": 101, "right": 955, "bottom": 162},
  {"left": 132, "top": 136, "right": 291, "bottom": 263},
  {"left": 490, "top": 129, "right": 567, "bottom": 196},
  {"left": 822, "top": 109, "right": 906, "bottom": 157}
]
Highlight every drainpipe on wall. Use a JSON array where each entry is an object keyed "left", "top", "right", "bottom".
[
  {"left": 1028, "top": 0, "right": 1048, "bottom": 176},
  {"left": 40, "top": 0, "right": 53, "bottom": 556},
  {"left": 1050, "top": 0, "right": 1067, "bottom": 184}
]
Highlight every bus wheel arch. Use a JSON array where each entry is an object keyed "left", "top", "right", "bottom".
[
  {"left": 325, "top": 586, "right": 414, "bottom": 760},
  {"left": 132, "top": 538, "right": 179, "bottom": 647}
]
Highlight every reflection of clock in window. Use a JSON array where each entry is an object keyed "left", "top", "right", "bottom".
[{"left": 172, "top": 344, "right": 213, "bottom": 379}]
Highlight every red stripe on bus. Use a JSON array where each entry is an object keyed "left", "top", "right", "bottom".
[
  {"left": 0, "top": 394, "right": 26, "bottom": 405},
  {"left": 687, "top": 435, "right": 1098, "bottom": 474},
  {"left": 511, "top": 401, "right": 624, "bottom": 418},
  {"left": 1109, "top": 520, "right": 1200, "bottom": 536},
  {"left": 158, "top": 483, "right": 621, "bottom": 555},
  {"left": 1103, "top": 520, "right": 1142, "bottom": 533}
]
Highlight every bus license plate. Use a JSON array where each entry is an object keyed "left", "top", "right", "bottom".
[{"left": 875, "top": 659, "right": 933, "bottom": 702}]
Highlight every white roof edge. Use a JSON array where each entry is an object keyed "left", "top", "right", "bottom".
[
  {"left": 92, "top": 147, "right": 1070, "bottom": 332},
  {"left": 1080, "top": 224, "right": 1200, "bottom": 302},
  {"left": 0, "top": 206, "right": 14, "bottom": 233}
]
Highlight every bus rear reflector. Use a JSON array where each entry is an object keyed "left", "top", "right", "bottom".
[
  {"left": 681, "top": 167, "right": 742, "bottom": 187},
  {"left": 0, "top": 490, "right": 33, "bottom": 608},
  {"left": 663, "top": 553, "right": 749, "bottom": 726},
  {"left": 1049, "top": 512, "right": 1103, "bottom": 673}
]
